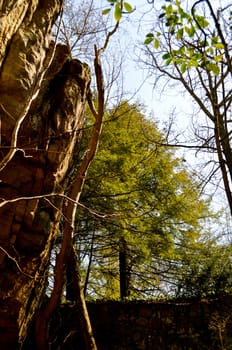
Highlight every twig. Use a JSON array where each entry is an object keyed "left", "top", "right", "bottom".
[{"left": 0, "top": 245, "right": 33, "bottom": 278}]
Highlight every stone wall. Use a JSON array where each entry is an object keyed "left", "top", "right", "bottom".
[{"left": 47, "top": 294, "right": 232, "bottom": 349}]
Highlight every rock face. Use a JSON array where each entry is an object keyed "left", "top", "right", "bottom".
[{"left": 0, "top": 1, "right": 90, "bottom": 348}]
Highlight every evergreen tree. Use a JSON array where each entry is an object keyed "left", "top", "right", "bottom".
[{"left": 74, "top": 100, "right": 218, "bottom": 299}]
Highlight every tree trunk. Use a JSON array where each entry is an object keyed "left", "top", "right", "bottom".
[
  {"left": 119, "top": 237, "right": 131, "bottom": 299},
  {"left": 0, "top": 1, "right": 91, "bottom": 348},
  {"left": 66, "top": 245, "right": 98, "bottom": 349}
]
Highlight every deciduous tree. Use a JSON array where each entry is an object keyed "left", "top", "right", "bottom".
[{"left": 143, "top": 0, "right": 232, "bottom": 214}]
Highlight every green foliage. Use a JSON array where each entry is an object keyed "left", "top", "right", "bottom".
[
  {"left": 124, "top": 2, "right": 133, "bottom": 13},
  {"left": 102, "top": 8, "right": 111, "bottom": 15},
  {"left": 140, "top": 0, "right": 232, "bottom": 298},
  {"left": 75, "top": 101, "right": 218, "bottom": 299},
  {"left": 114, "top": 2, "right": 122, "bottom": 21},
  {"left": 144, "top": 33, "right": 154, "bottom": 45},
  {"left": 148, "top": 0, "right": 226, "bottom": 76},
  {"left": 175, "top": 239, "right": 232, "bottom": 298},
  {"left": 103, "top": 1, "right": 133, "bottom": 21}
]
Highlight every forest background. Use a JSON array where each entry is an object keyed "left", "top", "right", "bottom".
[
  {"left": 52, "top": 0, "right": 232, "bottom": 302},
  {"left": 1, "top": 1, "right": 232, "bottom": 348}
]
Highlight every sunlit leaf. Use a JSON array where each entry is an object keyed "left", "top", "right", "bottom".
[
  {"left": 144, "top": 37, "right": 154, "bottom": 45},
  {"left": 166, "top": 57, "right": 172, "bottom": 65},
  {"left": 208, "top": 47, "right": 214, "bottom": 55},
  {"left": 154, "top": 38, "right": 160, "bottom": 49},
  {"left": 176, "top": 28, "right": 183, "bottom": 40},
  {"left": 124, "top": 2, "right": 133, "bottom": 13},
  {"left": 180, "top": 63, "right": 186, "bottom": 73},
  {"left": 211, "top": 35, "right": 219, "bottom": 45},
  {"left": 214, "top": 54, "right": 223, "bottom": 63},
  {"left": 144, "top": 33, "right": 154, "bottom": 45},
  {"left": 211, "top": 64, "right": 220, "bottom": 76},
  {"left": 102, "top": 8, "right": 111, "bottom": 15},
  {"left": 185, "top": 25, "right": 195, "bottom": 37},
  {"left": 166, "top": 4, "right": 173, "bottom": 14},
  {"left": 114, "top": 2, "right": 122, "bottom": 21},
  {"left": 188, "top": 59, "right": 198, "bottom": 67},
  {"left": 206, "top": 63, "right": 220, "bottom": 76},
  {"left": 195, "top": 15, "right": 209, "bottom": 29},
  {"left": 214, "top": 43, "right": 224, "bottom": 50}
]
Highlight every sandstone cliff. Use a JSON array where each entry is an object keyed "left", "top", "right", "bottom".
[{"left": 0, "top": 1, "right": 90, "bottom": 347}]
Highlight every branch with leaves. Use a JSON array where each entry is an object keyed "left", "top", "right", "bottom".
[
  {"left": 143, "top": 0, "right": 232, "bottom": 213},
  {"left": 102, "top": 0, "right": 134, "bottom": 21}
]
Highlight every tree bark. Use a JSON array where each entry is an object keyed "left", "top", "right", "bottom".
[
  {"left": 0, "top": 1, "right": 91, "bottom": 347},
  {"left": 119, "top": 237, "right": 131, "bottom": 299},
  {"left": 66, "top": 245, "right": 98, "bottom": 349}
]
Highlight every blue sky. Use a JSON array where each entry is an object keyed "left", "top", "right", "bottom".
[{"left": 69, "top": 0, "right": 231, "bottom": 227}]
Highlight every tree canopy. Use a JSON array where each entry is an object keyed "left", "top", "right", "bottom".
[{"left": 71, "top": 100, "right": 229, "bottom": 299}]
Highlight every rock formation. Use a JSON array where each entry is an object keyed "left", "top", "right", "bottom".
[{"left": 0, "top": 1, "right": 90, "bottom": 347}]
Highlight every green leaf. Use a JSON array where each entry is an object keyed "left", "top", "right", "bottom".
[
  {"left": 185, "top": 25, "right": 195, "bottom": 37},
  {"left": 166, "top": 57, "right": 172, "bottom": 65},
  {"left": 196, "top": 16, "right": 209, "bottom": 29},
  {"left": 211, "top": 64, "right": 220, "bottom": 76},
  {"left": 200, "top": 40, "right": 209, "bottom": 47},
  {"left": 124, "top": 2, "right": 133, "bottom": 13},
  {"left": 144, "top": 37, "right": 154, "bottom": 45},
  {"left": 214, "top": 43, "right": 224, "bottom": 50},
  {"left": 144, "top": 33, "right": 154, "bottom": 45},
  {"left": 146, "top": 33, "right": 154, "bottom": 38},
  {"left": 211, "top": 35, "right": 219, "bottom": 45},
  {"left": 162, "top": 53, "right": 171, "bottom": 60},
  {"left": 114, "top": 2, "right": 122, "bottom": 21},
  {"left": 159, "top": 12, "right": 166, "bottom": 19},
  {"left": 189, "top": 26, "right": 195, "bottom": 37},
  {"left": 188, "top": 59, "right": 198, "bottom": 67},
  {"left": 207, "top": 47, "right": 214, "bottom": 55},
  {"left": 102, "top": 8, "right": 111, "bottom": 15},
  {"left": 170, "top": 27, "right": 175, "bottom": 35},
  {"left": 166, "top": 4, "right": 173, "bottom": 15},
  {"left": 206, "top": 63, "right": 220, "bottom": 76},
  {"left": 214, "top": 54, "right": 223, "bottom": 63},
  {"left": 176, "top": 28, "right": 183, "bottom": 40},
  {"left": 154, "top": 38, "right": 160, "bottom": 49},
  {"left": 180, "top": 63, "right": 186, "bottom": 73}
]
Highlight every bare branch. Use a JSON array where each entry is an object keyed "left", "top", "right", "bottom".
[{"left": 0, "top": 246, "right": 33, "bottom": 279}]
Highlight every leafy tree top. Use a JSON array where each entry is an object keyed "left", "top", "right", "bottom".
[
  {"left": 145, "top": 0, "right": 231, "bottom": 76},
  {"left": 76, "top": 100, "right": 217, "bottom": 298}
]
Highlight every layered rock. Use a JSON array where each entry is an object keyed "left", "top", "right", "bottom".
[{"left": 0, "top": 1, "right": 90, "bottom": 347}]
